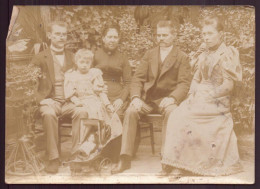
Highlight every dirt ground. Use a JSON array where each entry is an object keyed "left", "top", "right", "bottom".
[{"left": 5, "top": 133, "right": 254, "bottom": 184}]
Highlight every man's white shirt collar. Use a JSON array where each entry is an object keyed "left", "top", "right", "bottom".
[
  {"left": 160, "top": 45, "right": 173, "bottom": 62},
  {"left": 50, "top": 45, "right": 65, "bottom": 67}
]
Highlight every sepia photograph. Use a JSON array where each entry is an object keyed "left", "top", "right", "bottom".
[{"left": 5, "top": 5, "right": 255, "bottom": 184}]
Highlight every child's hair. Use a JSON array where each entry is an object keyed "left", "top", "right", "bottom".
[{"left": 74, "top": 48, "right": 94, "bottom": 63}]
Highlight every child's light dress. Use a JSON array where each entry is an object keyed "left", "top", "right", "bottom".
[{"left": 64, "top": 68, "right": 122, "bottom": 158}]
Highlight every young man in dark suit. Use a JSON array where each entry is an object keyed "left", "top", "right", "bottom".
[
  {"left": 112, "top": 20, "right": 192, "bottom": 174},
  {"left": 31, "top": 21, "right": 88, "bottom": 174}
]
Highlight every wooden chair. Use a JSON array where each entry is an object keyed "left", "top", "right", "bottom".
[
  {"left": 58, "top": 117, "right": 103, "bottom": 153},
  {"left": 58, "top": 114, "right": 162, "bottom": 156},
  {"left": 58, "top": 116, "right": 73, "bottom": 153},
  {"left": 133, "top": 114, "right": 163, "bottom": 156}
]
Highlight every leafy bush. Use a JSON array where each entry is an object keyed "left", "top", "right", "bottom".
[{"left": 177, "top": 22, "right": 202, "bottom": 55}]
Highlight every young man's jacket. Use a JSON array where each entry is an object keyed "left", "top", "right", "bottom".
[{"left": 30, "top": 48, "right": 74, "bottom": 104}]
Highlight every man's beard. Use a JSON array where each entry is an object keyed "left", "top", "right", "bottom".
[{"left": 159, "top": 41, "right": 171, "bottom": 47}]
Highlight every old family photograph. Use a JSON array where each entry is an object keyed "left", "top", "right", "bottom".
[{"left": 5, "top": 6, "right": 255, "bottom": 184}]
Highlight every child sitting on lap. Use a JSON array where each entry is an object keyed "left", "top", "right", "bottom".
[{"left": 64, "top": 49, "right": 122, "bottom": 158}]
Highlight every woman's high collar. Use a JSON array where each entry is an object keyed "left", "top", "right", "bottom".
[
  {"left": 102, "top": 46, "right": 118, "bottom": 56},
  {"left": 208, "top": 41, "right": 222, "bottom": 53}
]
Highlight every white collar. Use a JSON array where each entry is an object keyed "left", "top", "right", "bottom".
[
  {"left": 50, "top": 44, "right": 64, "bottom": 54},
  {"left": 160, "top": 45, "right": 173, "bottom": 52}
]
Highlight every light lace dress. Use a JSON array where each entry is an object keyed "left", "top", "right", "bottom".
[{"left": 162, "top": 43, "right": 243, "bottom": 176}]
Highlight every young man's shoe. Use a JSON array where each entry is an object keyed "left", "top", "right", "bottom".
[
  {"left": 111, "top": 155, "right": 131, "bottom": 174},
  {"left": 45, "top": 158, "right": 60, "bottom": 174}
]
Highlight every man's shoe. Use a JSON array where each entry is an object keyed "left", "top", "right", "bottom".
[
  {"left": 172, "top": 168, "right": 183, "bottom": 176},
  {"left": 45, "top": 158, "right": 60, "bottom": 174},
  {"left": 111, "top": 158, "right": 131, "bottom": 174},
  {"left": 157, "top": 164, "right": 173, "bottom": 177}
]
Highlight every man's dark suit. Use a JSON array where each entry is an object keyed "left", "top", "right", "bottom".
[
  {"left": 120, "top": 45, "right": 192, "bottom": 156},
  {"left": 31, "top": 48, "right": 74, "bottom": 104}
]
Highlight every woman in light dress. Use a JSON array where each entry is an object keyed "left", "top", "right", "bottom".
[
  {"left": 160, "top": 16, "right": 243, "bottom": 177},
  {"left": 64, "top": 49, "right": 122, "bottom": 158}
]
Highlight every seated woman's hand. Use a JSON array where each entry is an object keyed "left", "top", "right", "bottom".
[
  {"left": 113, "top": 99, "right": 123, "bottom": 112},
  {"left": 106, "top": 104, "right": 115, "bottom": 113}
]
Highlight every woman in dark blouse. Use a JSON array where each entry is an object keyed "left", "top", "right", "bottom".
[{"left": 93, "top": 23, "right": 131, "bottom": 117}]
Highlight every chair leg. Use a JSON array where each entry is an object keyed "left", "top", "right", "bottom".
[
  {"left": 98, "top": 121, "right": 102, "bottom": 146},
  {"left": 58, "top": 118, "right": 61, "bottom": 154},
  {"left": 149, "top": 123, "right": 155, "bottom": 154}
]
